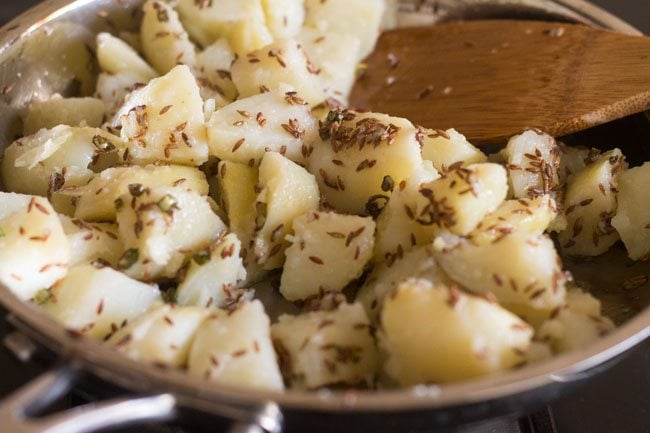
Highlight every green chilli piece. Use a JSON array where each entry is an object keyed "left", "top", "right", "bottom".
[{"left": 118, "top": 248, "right": 139, "bottom": 270}]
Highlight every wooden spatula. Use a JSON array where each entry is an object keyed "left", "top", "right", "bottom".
[{"left": 349, "top": 20, "right": 650, "bottom": 145}]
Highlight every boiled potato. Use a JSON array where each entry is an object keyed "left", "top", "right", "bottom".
[
  {"left": 41, "top": 264, "right": 160, "bottom": 340},
  {"left": 96, "top": 32, "right": 157, "bottom": 81},
  {"left": 611, "top": 161, "right": 650, "bottom": 260},
  {"left": 308, "top": 110, "right": 423, "bottom": 215},
  {"left": 558, "top": 143, "right": 592, "bottom": 186},
  {"left": 95, "top": 72, "right": 148, "bottom": 118},
  {"left": 194, "top": 38, "right": 238, "bottom": 104},
  {"left": 73, "top": 165, "right": 209, "bottom": 221},
  {"left": 116, "top": 186, "right": 226, "bottom": 281},
  {"left": 108, "top": 303, "right": 209, "bottom": 367},
  {"left": 141, "top": 0, "right": 196, "bottom": 74},
  {"left": 188, "top": 300, "right": 284, "bottom": 391},
  {"left": 262, "top": 0, "right": 305, "bottom": 39},
  {"left": 271, "top": 302, "right": 378, "bottom": 388},
  {"left": 58, "top": 215, "right": 123, "bottom": 267},
  {"left": 230, "top": 39, "right": 325, "bottom": 107},
  {"left": 177, "top": 233, "right": 249, "bottom": 308},
  {"left": 0, "top": 193, "right": 70, "bottom": 301},
  {"left": 280, "top": 211, "right": 375, "bottom": 301},
  {"left": 112, "top": 65, "right": 208, "bottom": 166},
  {"left": 558, "top": 149, "right": 624, "bottom": 256},
  {"left": 254, "top": 152, "right": 320, "bottom": 270},
  {"left": 23, "top": 97, "right": 106, "bottom": 135},
  {"left": 420, "top": 128, "right": 487, "bottom": 172},
  {"left": 207, "top": 90, "right": 317, "bottom": 166},
  {"left": 380, "top": 278, "right": 533, "bottom": 385}
]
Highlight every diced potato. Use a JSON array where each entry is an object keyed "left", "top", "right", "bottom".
[
  {"left": 420, "top": 128, "right": 487, "bottom": 172},
  {"left": 0, "top": 193, "right": 70, "bottom": 301},
  {"left": 176, "top": 0, "right": 273, "bottom": 55},
  {"left": 262, "top": 0, "right": 305, "bottom": 39},
  {"left": 308, "top": 110, "right": 423, "bottom": 215},
  {"left": 116, "top": 186, "right": 226, "bottom": 281},
  {"left": 141, "top": 0, "right": 196, "bottom": 74},
  {"left": 502, "top": 130, "right": 561, "bottom": 201},
  {"left": 108, "top": 303, "right": 209, "bottom": 367},
  {"left": 254, "top": 152, "right": 320, "bottom": 270},
  {"left": 303, "top": 0, "right": 385, "bottom": 59},
  {"left": 558, "top": 143, "right": 591, "bottom": 186},
  {"left": 95, "top": 72, "right": 148, "bottom": 118},
  {"left": 73, "top": 165, "right": 209, "bottom": 221},
  {"left": 272, "top": 302, "right": 378, "bottom": 388},
  {"left": 112, "top": 65, "right": 208, "bottom": 166},
  {"left": 194, "top": 38, "right": 238, "bottom": 103},
  {"left": 207, "top": 90, "right": 317, "bottom": 165},
  {"left": 611, "top": 162, "right": 650, "bottom": 260},
  {"left": 230, "top": 39, "right": 325, "bottom": 106},
  {"left": 177, "top": 233, "right": 249, "bottom": 308},
  {"left": 23, "top": 97, "right": 106, "bottom": 135},
  {"left": 280, "top": 211, "right": 375, "bottom": 301},
  {"left": 41, "top": 264, "right": 160, "bottom": 340},
  {"left": 537, "top": 288, "right": 614, "bottom": 353},
  {"left": 58, "top": 215, "right": 123, "bottom": 267},
  {"left": 357, "top": 245, "right": 450, "bottom": 323},
  {"left": 373, "top": 162, "right": 440, "bottom": 262},
  {"left": 434, "top": 232, "right": 567, "bottom": 318},
  {"left": 558, "top": 149, "right": 624, "bottom": 256},
  {"left": 188, "top": 300, "right": 284, "bottom": 391},
  {"left": 380, "top": 278, "right": 533, "bottom": 385},
  {"left": 96, "top": 32, "right": 157, "bottom": 81},
  {"left": 298, "top": 27, "right": 361, "bottom": 101}
]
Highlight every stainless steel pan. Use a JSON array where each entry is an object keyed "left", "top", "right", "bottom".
[{"left": 0, "top": 1, "right": 648, "bottom": 432}]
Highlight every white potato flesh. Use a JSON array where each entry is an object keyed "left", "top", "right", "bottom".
[
  {"left": 23, "top": 97, "right": 106, "bottom": 135},
  {"left": 96, "top": 32, "right": 157, "bottom": 81},
  {"left": 0, "top": 193, "right": 70, "bottom": 301},
  {"left": 420, "top": 128, "right": 487, "bottom": 172},
  {"left": 108, "top": 303, "right": 209, "bottom": 367},
  {"left": 58, "top": 215, "right": 123, "bottom": 267},
  {"left": 116, "top": 186, "right": 226, "bottom": 281},
  {"left": 177, "top": 233, "right": 248, "bottom": 308},
  {"left": 141, "top": 0, "right": 196, "bottom": 74},
  {"left": 271, "top": 302, "right": 378, "bottom": 388},
  {"left": 176, "top": 0, "right": 273, "bottom": 55},
  {"left": 280, "top": 212, "right": 375, "bottom": 301},
  {"left": 380, "top": 278, "right": 533, "bottom": 385},
  {"left": 303, "top": 0, "right": 385, "bottom": 59},
  {"left": 73, "top": 165, "right": 209, "bottom": 222},
  {"left": 373, "top": 161, "right": 440, "bottom": 262},
  {"left": 95, "top": 72, "right": 148, "bottom": 118},
  {"left": 188, "top": 300, "right": 284, "bottom": 391},
  {"left": 502, "top": 130, "right": 561, "bottom": 201},
  {"left": 194, "top": 38, "right": 238, "bottom": 103},
  {"left": 254, "top": 152, "right": 320, "bottom": 270},
  {"left": 262, "top": 0, "right": 305, "bottom": 39},
  {"left": 434, "top": 232, "right": 567, "bottom": 317},
  {"left": 113, "top": 65, "right": 208, "bottom": 166},
  {"left": 612, "top": 162, "right": 650, "bottom": 260},
  {"left": 230, "top": 39, "right": 325, "bottom": 107},
  {"left": 207, "top": 90, "right": 317, "bottom": 166},
  {"left": 558, "top": 143, "right": 591, "bottom": 186},
  {"left": 41, "top": 264, "right": 160, "bottom": 340},
  {"left": 558, "top": 149, "right": 624, "bottom": 256},
  {"left": 298, "top": 27, "right": 361, "bottom": 102},
  {"left": 357, "top": 245, "right": 450, "bottom": 323},
  {"left": 308, "top": 110, "right": 423, "bottom": 215}
]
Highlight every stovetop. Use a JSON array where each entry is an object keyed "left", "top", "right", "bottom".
[{"left": 0, "top": 1, "right": 649, "bottom": 432}]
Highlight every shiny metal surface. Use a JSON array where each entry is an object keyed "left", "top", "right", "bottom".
[{"left": 0, "top": 0, "right": 647, "bottom": 432}]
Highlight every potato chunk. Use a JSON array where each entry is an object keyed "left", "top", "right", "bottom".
[
  {"left": 0, "top": 193, "right": 70, "bottom": 301},
  {"left": 96, "top": 32, "right": 157, "bottom": 82},
  {"left": 308, "top": 110, "right": 423, "bottom": 214},
  {"left": 23, "top": 97, "right": 106, "bottom": 135},
  {"left": 108, "top": 303, "right": 209, "bottom": 367},
  {"left": 113, "top": 65, "right": 208, "bottom": 166},
  {"left": 611, "top": 162, "right": 650, "bottom": 260},
  {"left": 207, "top": 90, "right": 317, "bottom": 165},
  {"left": 141, "top": 0, "right": 196, "bottom": 74},
  {"left": 280, "top": 212, "right": 375, "bottom": 301},
  {"left": 58, "top": 216, "right": 123, "bottom": 267},
  {"left": 254, "top": 152, "right": 320, "bottom": 270},
  {"left": 41, "top": 264, "right": 160, "bottom": 340},
  {"left": 380, "top": 279, "right": 533, "bottom": 385},
  {"left": 116, "top": 186, "right": 226, "bottom": 281},
  {"left": 194, "top": 38, "right": 238, "bottom": 103},
  {"left": 231, "top": 39, "right": 325, "bottom": 107},
  {"left": 95, "top": 72, "right": 148, "bottom": 118},
  {"left": 188, "top": 300, "right": 284, "bottom": 391},
  {"left": 73, "top": 165, "right": 209, "bottom": 221},
  {"left": 272, "top": 302, "right": 378, "bottom": 388},
  {"left": 558, "top": 149, "right": 624, "bottom": 256},
  {"left": 177, "top": 233, "right": 249, "bottom": 308},
  {"left": 420, "top": 128, "right": 487, "bottom": 172},
  {"left": 262, "top": 0, "right": 304, "bottom": 39}
]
